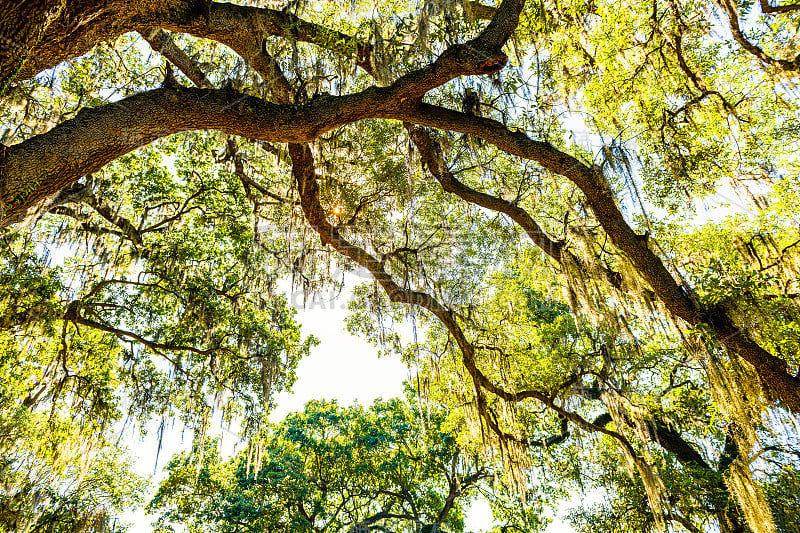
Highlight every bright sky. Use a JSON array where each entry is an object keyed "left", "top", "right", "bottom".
[
  {"left": 114, "top": 157, "right": 760, "bottom": 531},
  {"left": 28, "top": 11, "right": 770, "bottom": 533},
  {"left": 120, "top": 282, "right": 578, "bottom": 532}
]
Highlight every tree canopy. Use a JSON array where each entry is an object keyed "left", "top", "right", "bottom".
[
  {"left": 3, "top": 0, "right": 800, "bottom": 531},
  {"left": 149, "top": 398, "right": 498, "bottom": 533}
]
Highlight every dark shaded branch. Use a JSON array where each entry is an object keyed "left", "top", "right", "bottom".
[
  {"left": 138, "top": 27, "right": 212, "bottom": 88},
  {"left": 403, "top": 103, "right": 800, "bottom": 412},
  {"left": 651, "top": 421, "right": 712, "bottom": 471},
  {"left": 672, "top": 513, "right": 706, "bottom": 533},
  {"left": 475, "top": 0, "right": 525, "bottom": 48},
  {"left": 407, "top": 124, "right": 624, "bottom": 290},
  {"left": 7, "top": 0, "right": 518, "bottom": 88},
  {"left": 717, "top": 427, "right": 740, "bottom": 473},
  {"left": 718, "top": 0, "right": 800, "bottom": 72}
]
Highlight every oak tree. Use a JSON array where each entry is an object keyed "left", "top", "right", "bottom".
[{"left": 3, "top": 0, "right": 800, "bottom": 531}]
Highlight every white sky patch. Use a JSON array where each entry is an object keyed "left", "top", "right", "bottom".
[
  {"left": 118, "top": 280, "right": 578, "bottom": 532},
  {"left": 119, "top": 285, "right": 414, "bottom": 531},
  {"left": 269, "top": 289, "right": 410, "bottom": 422}
]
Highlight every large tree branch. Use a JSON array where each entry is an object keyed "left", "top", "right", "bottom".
[
  {"left": 290, "top": 141, "right": 640, "bottom": 458},
  {"left": 718, "top": 0, "right": 800, "bottom": 72},
  {"left": 475, "top": 0, "right": 525, "bottom": 47},
  {"left": 407, "top": 124, "right": 625, "bottom": 291},
  {"left": 0, "top": 179, "right": 93, "bottom": 227},
  {"left": 159, "top": 1, "right": 378, "bottom": 80},
  {"left": 1, "top": 24, "right": 511, "bottom": 224},
  {"left": 5, "top": 81, "right": 798, "bottom": 411},
  {"left": 8, "top": 0, "right": 797, "bottom": 416},
  {"left": 2, "top": 0, "right": 191, "bottom": 87},
  {"left": 5, "top": 0, "right": 518, "bottom": 88},
  {"left": 402, "top": 103, "right": 800, "bottom": 411},
  {"left": 2, "top": 0, "right": 522, "bottom": 220},
  {"left": 405, "top": 104, "right": 698, "bottom": 321},
  {"left": 4, "top": 0, "right": 368, "bottom": 85}
]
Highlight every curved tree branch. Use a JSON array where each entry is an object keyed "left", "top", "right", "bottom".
[
  {"left": 402, "top": 103, "right": 800, "bottom": 412},
  {"left": 718, "top": 0, "right": 800, "bottom": 72},
  {"left": 407, "top": 124, "right": 625, "bottom": 291},
  {"left": 138, "top": 27, "right": 212, "bottom": 88},
  {"left": 4, "top": 0, "right": 517, "bottom": 87},
  {"left": 1, "top": 18, "right": 511, "bottom": 224},
  {"left": 290, "top": 140, "right": 640, "bottom": 458},
  {"left": 64, "top": 300, "right": 220, "bottom": 357},
  {"left": 4, "top": 0, "right": 370, "bottom": 86}
]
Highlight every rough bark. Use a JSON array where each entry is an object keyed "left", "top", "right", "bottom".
[
  {"left": 718, "top": 0, "right": 800, "bottom": 73},
  {"left": 1, "top": 0, "right": 201, "bottom": 88},
  {"left": 160, "top": 1, "right": 377, "bottom": 79},
  {"left": 402, "top": 104, "right": 800, "bottom": 412},
  {"left": 2, "top": 0, "right": 799, "bottom": 412},
  {"left": 1, "top": 0, "right": 521, "bottom": 88},
  {"left": 0, "top": 49, "right": 483, "bottom": 223},
  {"left": 3, "top": 0, "right": 373, "bottom": 87},
  {"left": 3, "top": 3, "right": 794, "bottom": 530},
  {"left": 1, "top": 0, "right": 512, "bottom": 219}
]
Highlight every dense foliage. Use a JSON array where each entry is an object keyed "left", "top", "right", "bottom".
[
  {"left": 0, "top": 132, "right": 317, "bottom": 530},
  {"left": 2, "top": 0, "right": 800, "bottom": 531},
  {"left": 149, "top": 398, "right": 496, "bottom": 533}
]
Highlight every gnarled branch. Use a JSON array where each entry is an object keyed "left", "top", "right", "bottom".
[{"left": 402, "top": 103, "right": 800, "bottom": 411}]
